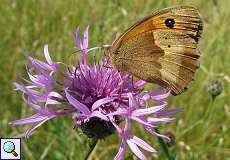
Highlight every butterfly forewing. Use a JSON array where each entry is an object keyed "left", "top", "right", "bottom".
[{"left": 109, "top": 6, "right": 203, "bottom": 95}]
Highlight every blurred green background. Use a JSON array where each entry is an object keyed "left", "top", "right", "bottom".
[{"left": 0, "top": 0, "right": 229, "bottom": 159}]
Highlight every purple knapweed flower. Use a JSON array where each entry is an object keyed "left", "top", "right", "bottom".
[{"left": 12, "top": 26, "right": 179, "bottom": 160}]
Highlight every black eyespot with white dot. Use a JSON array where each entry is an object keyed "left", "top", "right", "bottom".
[{"left": 165, "top": 18, "right": 175, "bottom": 28}]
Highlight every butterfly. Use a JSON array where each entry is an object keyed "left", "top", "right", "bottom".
[{"left": 104, "top": 5, "right": 203, "bottom": 95}]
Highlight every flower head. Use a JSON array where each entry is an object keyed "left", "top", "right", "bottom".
[{"left": 12, "top": 27, "right": 179, "bottom": 160}]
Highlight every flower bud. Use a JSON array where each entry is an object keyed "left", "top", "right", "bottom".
[{"left": 207, "top": 80, "right": 223, "bottom": 99}]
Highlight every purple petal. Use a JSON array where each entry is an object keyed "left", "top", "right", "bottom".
[
  {"left": 27, "top": 99, "right": 55, "bottom": 115},
  {"left": 155, "top": 108, "right": 183, "bottom": 116},
  {"left": 147, "top": 117, "right": 174, "bottom": 124},
  {"left": 47, "top": 91, "right": 63, "bottom": 99},
  {"left": 10, "top": 113, "right": 49, "bottom": 125},
  {"left": 27, "top": 99, "right": 43, "bottom": 112},
  {"left": 126, "top": 138, "right": 148, "bottom": 160},
  {"left": 131, "top": 116, "right": 155, "bottom": 128},
  {"left": 75, "top": 26, "right": 83, "bottom": 50},
  {"left": 149, "top": 86, "right": 165, "bottom": 96},
  {"left": 124, "top": 117, "right": 131, "bottom": 133},
  {"left": 134, "top": 80, "right": 147, "bottom": 88},
  {"left": 48, "top": 92, "right": 63, "bottom": 99},
  {"left": 28, "top": 56, "right": 53, "bottom": 72},
  {"left": 65, "top": 89, "right": 90, "bottom": 115},
  {"left": 132, "top": 102, "right": 167, "bottom": 116},
  {"left": 44, "top": 45, "right": 53, "bottom": 65},
  {"left": 141, "top": 93, "right": 150, "bottom": 101},
  {"left": 109, "top": 116, "right": 123, "bottom": 134},
  {"left": 92, "top": 97, "right": 115, "bottom": 111},
  {"left": 114, "top": 140, "right": 126, "bottom": 160},
  {"left": 14, "top": 83, "right": 28, "bottom": 94},
  {"left": 107, "top": 109, "right": 127, "bottom": 117},
  {"left": 144, "top": 126, "right": 170, "bottom": 141},
  {"left": 46, "top": 92, "right": 63, "bottom": 105},
  {"left": 27, "top": 70, "right": 39, "bottom": 85},
  {"left": 150, "top": 89, "right": 171, "bottom": 101},
  {"left": 152, "top": 131, "right": 170, "bottom": 141},
  {"left": 90, "top": 111, "right": 108, "bottom": 121},
  {"left": 83, "top": 26, "right": 89, "bottom": 49},
  {"left": 128, "top": 93, "right": 138, "bottom": 109},
  {"left": 25, "top": 85, "right": 37, "bottom": 89},
  {"left": 25, "top": 117, "right": 52, "bottom": 138},
  {"left": 15, "top": 83, "right": 47, "bottom": 103},
  {"left": 130, "top": 136, "right": 156, "bottom": 153},
  {"left": 26, "top": 70, "right": 52, "bottom": 89}
]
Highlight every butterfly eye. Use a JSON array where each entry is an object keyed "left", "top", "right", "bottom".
[{"left": 165, "top": 18, "right": 175, "bottom": 28}]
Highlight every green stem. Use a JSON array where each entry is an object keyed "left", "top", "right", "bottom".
[
  {"left": 201, "top": 97, "right": 215, "bottom": 134},
  {"left": 84, "top": 138, "right": 98, "bottom": 160},
  {"left": 155, "top": 128, "right": 174, "bottom": 160}
]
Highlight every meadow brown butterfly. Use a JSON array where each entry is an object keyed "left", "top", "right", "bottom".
[{"left": 104, "top": 5, "right": 203, "bottom": 95}]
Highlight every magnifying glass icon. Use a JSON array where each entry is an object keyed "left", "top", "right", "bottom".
[{"left": 3, "top": 141, "right": 18, "bottom": 157}]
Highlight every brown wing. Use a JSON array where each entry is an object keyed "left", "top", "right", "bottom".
[{"left": 111, "top": 5, "right": 203, "bottom": 95}]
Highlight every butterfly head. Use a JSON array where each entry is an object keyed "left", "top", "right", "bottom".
[{"left": 102, "top": 45, "right": 124, "bottom": 70}]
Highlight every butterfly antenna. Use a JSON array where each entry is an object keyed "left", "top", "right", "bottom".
[
  {"left": 71, "top": 44, "right": 111, "bottom": 54},
  {"left": 68, "top": 45, "right": 112, "bottom": 61}
]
